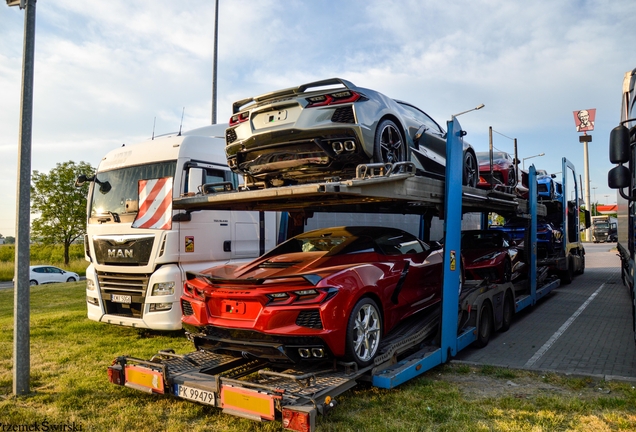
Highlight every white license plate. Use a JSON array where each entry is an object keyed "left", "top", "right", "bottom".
[
  {"left": 176, "top": 384, "right": 216, "bottom": 406},
  {"left": 111, "top": 294, "right": 132, "bottom": 304}
]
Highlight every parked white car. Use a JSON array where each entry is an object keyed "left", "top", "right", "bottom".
[{"left": 29, "top": 265, "right": 80, "bottom": 285}]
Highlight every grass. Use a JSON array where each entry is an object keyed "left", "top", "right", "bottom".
[{"left": 1, "top": 284, "right": 636, "bottom": 431}]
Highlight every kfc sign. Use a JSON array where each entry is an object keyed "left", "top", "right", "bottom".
[{"left": 573, "top": 109, "right": 596, "bottom": 132}]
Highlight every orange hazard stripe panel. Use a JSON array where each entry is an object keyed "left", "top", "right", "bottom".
[
  {"left": 221, "top": 386, "right": 275, "bottom": 420},
  {"left": 125, "top": 365, "right": 164, "bottom": 394}
]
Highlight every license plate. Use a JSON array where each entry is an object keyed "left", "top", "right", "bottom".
[
  {"left": 263, "top": 109, "right": 287, "bottom": 124},
  {"left": 176, "top": 384, "right": 216, "bottom": 406},
  {"left": 111, "top": 294, "right": 132, "bottom": 304}
]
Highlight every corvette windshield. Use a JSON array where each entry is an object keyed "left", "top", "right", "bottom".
[{"left": 90, "top": 161, "right": 177, "bottom": 216}]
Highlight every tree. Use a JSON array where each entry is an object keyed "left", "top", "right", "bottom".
[{"left": 31, "top": 161, "right": 95, "bottom": 265}]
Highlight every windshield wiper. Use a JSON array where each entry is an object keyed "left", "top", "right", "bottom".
[{"left": 97, "top": 211, "right": 121, "bottom": 223}]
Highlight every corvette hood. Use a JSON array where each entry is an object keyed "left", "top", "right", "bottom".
[
  {"left": 192, "top": 251, "right": 360, "bottom": 286},
  {"left": 462, "top": 248, "right": 503, "bottom": 264}
]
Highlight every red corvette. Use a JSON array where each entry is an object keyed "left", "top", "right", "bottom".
[
  {"left": 461, "top": 230, "right": 526, "bottom": 283},
  {"left": 181, "top": 226, "right": 444, "bottom": 367},
  {"left": 476, "top": 151, "right": 517, "bottom": 191}
]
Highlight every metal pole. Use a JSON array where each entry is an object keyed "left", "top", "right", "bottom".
[
  {"left": 583, "top": 140, "right": 591, "bottom": 242},
  {"left": 211, "top": 0, "right": 218, "bottom": 124},
  {"left": 14, "top": 0, "right": 36, "bottom": 396},
  {"left": 488, "top": 126, "right": 493, "bottom": 188}
]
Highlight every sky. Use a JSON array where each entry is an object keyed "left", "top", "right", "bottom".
[{"left": 1, "top": 0, "right": 634, "bottom": 238}]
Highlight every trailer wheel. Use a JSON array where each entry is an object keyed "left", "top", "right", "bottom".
[
  {"left": 475, "top": 302, "right": 493, "bottom": 348},
  {"left": 501, "top": 292, "right": 514, "bottom": 332},
  {"left": 345, "top": 297, "right": 382, "bottom": 367},
  {"left": 373, "top": 119, "right": 407, "bottom": 166}
]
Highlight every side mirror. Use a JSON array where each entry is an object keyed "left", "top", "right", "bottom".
[
  {"left": 583, "top": 209, "right": 591, "bottom": 229},
  {"left": 609, "top": 125, "right": 630, "bottom": 164},
  {"left": 608, "top": 165, "right": 631, "bottom": 189},
  {"left": 75, "top": 174, "right": 88, "bottom": 187}
]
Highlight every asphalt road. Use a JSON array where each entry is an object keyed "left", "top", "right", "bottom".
[{"left": 456, "top": 242, "right": 636, "bottom": 381}]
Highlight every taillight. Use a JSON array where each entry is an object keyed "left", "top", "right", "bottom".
[
  {"left": 282, "top": 407, "right": 316, "bottom": 432},
  {"left": 184, "top": 283, "right": 205, "bottom": 300},
  {"left": 306, "top": 90, "right": 361, "bottom": 108},
  {"left": 229, "top": 111, "right": 249, "bottom": 126},
  {"left": 108, "top": 361, "right": 124, "bottom": 386}
]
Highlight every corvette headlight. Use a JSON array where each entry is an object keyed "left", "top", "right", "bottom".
[{"left": 152, "top": 281, "right": 175, "bottom": 296}]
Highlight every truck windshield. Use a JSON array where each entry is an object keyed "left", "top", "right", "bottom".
[
  {"left": 90, "top": 161, "right": 177, "bottom": 216},
  {"left": 594, "top": 222, "right": 609, "bottom": 229}
]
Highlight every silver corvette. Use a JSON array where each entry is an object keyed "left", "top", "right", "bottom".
[{"left": 225, "top": 78, "right": 478, "bottom": 188}]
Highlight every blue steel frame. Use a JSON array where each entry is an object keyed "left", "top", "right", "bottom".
[{"left": 372, "top": 117, "right": 466, "bottom": 388}]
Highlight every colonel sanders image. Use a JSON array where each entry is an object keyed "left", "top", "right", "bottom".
[{"left": 575, "top": 109, "right": 595, "bottom": 132}]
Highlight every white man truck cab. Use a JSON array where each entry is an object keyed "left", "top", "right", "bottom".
[{"left": 79, "top": 124, "right": 277, "bottom": 330}]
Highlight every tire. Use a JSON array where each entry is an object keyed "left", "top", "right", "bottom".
[
  {"left": 29, "top": 279, "right": 38, "bottom": 286},
  {"left": 501, "top": 292, "right": 514, "bottom": 332},
  {"left": 502, "top": 258, "right": 512, "bottom": 283},
  {"left": 463, "top": 150, "right": 478, "bottom": 187},
  {"left": 67, "top": 277, "right": 77, "bottom": 282},
  {"left": 345, "top": 297, "right": 382, "bottom": 367},
  {"left": 560, "top": 258, "right": 574, "bottom": 285},
  {"left": 506, "top": 167, "right": 516, "bottom": 187},
  {"left": 475, "top": 302, "right": 493, "bottom": 348},
  {"left": 578, "top": 254, "right": 585, "bottom": 275},
  {"left": 373, "top": 119, "right": 407, "bottom": 166}
]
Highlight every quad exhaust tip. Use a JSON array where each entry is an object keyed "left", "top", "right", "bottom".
[
  {"left": 311, "top": 348, "right": 325, "bottom": 358},
  {"left": 332, "top": 141, "right": 356, "bottom": 154},
  {"left": 298, "top": 348, "right": 325, "bottom": 358}
]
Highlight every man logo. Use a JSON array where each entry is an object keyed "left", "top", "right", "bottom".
[{"left": 108, "top": 249, "right": 134, "bottom": 258}]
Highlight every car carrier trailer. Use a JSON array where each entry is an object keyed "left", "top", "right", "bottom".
[{"left": 107, "top": 117, "right": 564, "bottom": 431}]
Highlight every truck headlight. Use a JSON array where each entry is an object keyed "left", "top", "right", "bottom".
[
  {"left": 86, "top": 278, "right": 96, "bottom": 291},
  {"left": 151, "top": 281, "right": 175, "bottom": 296}
]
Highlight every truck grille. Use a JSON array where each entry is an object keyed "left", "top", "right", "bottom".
[
  {"left": 98, "top": 271, "right": 150, "bottom": 318},
  {"left": 92, "top": 235, "right": 154, "bottom": 266}
]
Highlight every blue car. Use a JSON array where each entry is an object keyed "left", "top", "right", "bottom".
[
  {"left": 490, "top": 220, "right": 563, "bottom": 259},
  {"left": 537, "top": 174, "right": 563, "bottom": 201}
]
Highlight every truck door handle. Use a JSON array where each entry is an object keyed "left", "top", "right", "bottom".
[{"left": 223, "top": 241, "right": 231, "bottom": 252}]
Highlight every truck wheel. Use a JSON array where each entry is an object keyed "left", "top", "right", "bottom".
[
  {"left": 501, "top": 292, "right": 514, "bottom": 332},
  {"left": 577, "top": 255, "right": 585, "bottom": 275},
  {"left": 345, "top": 297, "right": 382, "bottom": 367},
  {"left": 475, "top": 302, "right": 493, "bottom": 348},
  {"left": 560, "top": 259, "right": 574, "bottom": 285}
]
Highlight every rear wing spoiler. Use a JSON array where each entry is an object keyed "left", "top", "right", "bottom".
[
  {"left": 232, "top": 77, "right": 358, "bottom": 114},
  {"left": 186, "top": 271, "right": 324, "bottom": 286}
]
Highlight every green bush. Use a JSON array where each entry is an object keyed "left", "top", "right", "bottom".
[{"left": 0, "top": 243, "right": 84, "bottom": 263}]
